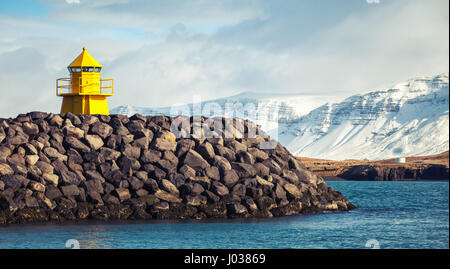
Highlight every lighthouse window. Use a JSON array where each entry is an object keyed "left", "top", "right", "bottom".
[
  {"left": 94, "top": 67, "right": 102, "bottom": 72},
  {"left": 82, "top": 67, "right": 94, "bottom": 72},
  {"left": 70, "top": 67, "right": 81, "bottom": 72}
]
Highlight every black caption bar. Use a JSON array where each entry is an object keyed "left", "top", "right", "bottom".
[{"left": 0, "top": 249, "right": 448, "bottom": 268}]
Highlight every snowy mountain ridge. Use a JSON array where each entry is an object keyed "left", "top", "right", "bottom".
[
  {"left": 278, "top": 73, "right": 449, "bottom": 159},
  {"left": 111, "top": 73, "right": 449, "bottom": 160},
  {"left": 112, "top": 91, "right": 342, "bottom": 123}
]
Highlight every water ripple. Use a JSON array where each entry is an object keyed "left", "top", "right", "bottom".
[{"left": 0, "top": 181, "right": 447, "bottom": 249}]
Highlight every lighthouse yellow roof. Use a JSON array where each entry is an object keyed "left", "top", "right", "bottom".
[{"left": 68, "top": 47, "right": 102, "bottom": 68}]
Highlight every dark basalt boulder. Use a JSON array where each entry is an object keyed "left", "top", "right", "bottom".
[{"left": 0, "top": 112, "right": 355, "bottom": 224}]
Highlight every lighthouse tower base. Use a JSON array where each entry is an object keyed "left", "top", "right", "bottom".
[{"left": 61, "top": 95, "right": 110, "bottom": 115}]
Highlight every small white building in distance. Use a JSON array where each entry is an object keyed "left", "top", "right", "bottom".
[{"left": 395, "top": 157, "right": 406, "bottom": 163}]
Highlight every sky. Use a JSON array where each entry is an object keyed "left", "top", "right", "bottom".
[{"left": 0, "top": 0, "right": 448, "bottom": 117}]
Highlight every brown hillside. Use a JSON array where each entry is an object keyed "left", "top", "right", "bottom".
[{"left": 298, "top": 151, "right": 449, "bottom": 180}]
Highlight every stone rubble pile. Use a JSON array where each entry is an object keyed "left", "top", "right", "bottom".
[{"left": 0, "top": 112, "right": 355, "bottom": 224}]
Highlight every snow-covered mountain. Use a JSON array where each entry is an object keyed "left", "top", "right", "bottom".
[
  {"left": 111, "top": 73, "right": 449, "bottom": 160},
  {"left": 111, "top": 92, "right": 344, "bottom": 136},
  {"left": 279, "top": 73, "right": 449, "bottom": 160},
  {"left": 112, "top": 92, "right": 342, "bottom": 123}
]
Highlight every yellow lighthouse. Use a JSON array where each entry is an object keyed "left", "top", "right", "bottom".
[{"left": 56, "top": 47, "right": 113, "bottom": 115}]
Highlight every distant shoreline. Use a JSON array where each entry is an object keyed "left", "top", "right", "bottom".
[
  {"left": 298, "top": 151, "right": 449, "bottom": 181},
  {"left": 323, "top": 176, "right": 449, "bottom": 182}
]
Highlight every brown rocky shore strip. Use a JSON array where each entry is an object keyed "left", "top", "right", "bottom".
[
  {"left": 298, "top": 151, "right": 449, "bottom": 181},
  {"left": 0, "top": 112, "right": 355, "bottom": 224}
]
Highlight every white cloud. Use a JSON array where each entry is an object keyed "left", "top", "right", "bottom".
[
  {"left": 0, "top": 48, "right": 57, "bottom": 116},
  {"left": 43, "top": 0, "right": 265, "bottom": 28},
  {"left": 0, "top": 0, "right": 448, "bottom": 117},
  {"left": 65, "top": 0, "right": 80, "bottom": 4}
]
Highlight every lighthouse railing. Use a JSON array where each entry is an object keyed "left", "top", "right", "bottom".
[
  {"left": 56, "top": 77, "right": 113, "bottom": 96},
  {"left": 56, "top": 78, "right": 72, "bottom": 96},
  {"left": 99, "top": 78, "right": 114, "bottom": 95}
]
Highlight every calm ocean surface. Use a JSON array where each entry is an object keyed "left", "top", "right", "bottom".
[{"left": 0, "top": 181, "right": 448, "bottom": 249}]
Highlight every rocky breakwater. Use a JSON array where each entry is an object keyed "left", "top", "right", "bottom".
[{"left": 0, "top": 112, "right": 355, "bottom": 224}]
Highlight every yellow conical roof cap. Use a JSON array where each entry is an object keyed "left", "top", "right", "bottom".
[{"left": 68, "top": 47, "right": 102, "bottom": 68}]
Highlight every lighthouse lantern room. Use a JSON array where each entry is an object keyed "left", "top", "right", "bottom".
[{"left": 56, "top": 47, "right": 113, "bottom": 115}]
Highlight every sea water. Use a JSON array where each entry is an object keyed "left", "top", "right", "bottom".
[{"left": 0, "top": 181, "right": 448, "bottom": 249}]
